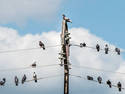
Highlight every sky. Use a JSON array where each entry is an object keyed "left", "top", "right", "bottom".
[
  {"left": 0, "top": 0, "right": 125, "bottom": 94},
  {"left": 1, "top": 0, "right": 125, "bottom": 48}
]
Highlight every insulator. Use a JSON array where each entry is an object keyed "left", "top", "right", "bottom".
[
  {"left": 58, "top": 56, "right": 65, "bottom": 60},
  {"left": 59, "top": 52, "right": 66, "bottom": 55},
  {"left": 65, "top": 37, "right": 71, "bottom": 41},
  {"left": 65, "top": 32, "right": 70, "bottom": 36}
]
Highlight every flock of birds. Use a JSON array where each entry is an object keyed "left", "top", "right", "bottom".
[
  {"left": 0, "top": 62, "right": 38, "bottom": 86},
  {"left": 87, "top": 75, "right": 122, "bottom": 92},
  {"left": 79, "top": 42, "right": 121, "bottom": 55},
  {"left": 0, "top": 40, "right": 122, "bottom": 93}
]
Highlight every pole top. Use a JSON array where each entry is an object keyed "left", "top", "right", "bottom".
[{"left": 62, "top": 14, "right": 72, "bottom": 23}]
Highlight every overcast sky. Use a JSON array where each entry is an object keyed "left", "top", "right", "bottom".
[{"left": 0, "top": 0, "right": 125, "bottom": 94}]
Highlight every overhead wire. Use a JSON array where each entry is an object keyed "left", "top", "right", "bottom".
[
  {"left": 0, "top": 64, "right": 60, "bottom": 72},
  {"left": 0, "top": 62, "right": 124, "bottom": 77},
  {"left": 70, "top": 43, "right": 125, "bottom": 53},
  {"left": 0, "top": 63, "right": 124, "bottom": 75},
  {"left": 0, "top": 45, "right": 61, "bottom": 54},
  {"left": 71, "top": 64, "right": 125, "bottom": 75},
  {"left": 0, "top": 63, "right": 72, "bottom": 72},
  {"left": 69, "top": 74, "right": 125, "bottom": 90},
  {"left": 26, "top": 74, "right": 63, "bottom": 82}
]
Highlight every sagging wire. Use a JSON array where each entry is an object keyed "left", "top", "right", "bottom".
[{"left": 70, "top": 74, "right": 124, "bottom": 91}]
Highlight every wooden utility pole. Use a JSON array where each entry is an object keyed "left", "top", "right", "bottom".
[{"left": 60, "top": 14, "right": 72, "bottom": 94}]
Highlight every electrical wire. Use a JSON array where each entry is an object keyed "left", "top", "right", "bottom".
[
  {"left": 0, "top": 63, "right": 70, "bottom": 72},
  {"left": 0, "top": 45, "right": 61, "bottom": 54},
  {"left": 71, "top": 64, "right": 125, "bottom": 75},
  {"left": 37, "top": 64, "right": 60, "bottom": 68},
  {"left": 26, "top": 74, "right": 63, "bottom": 82},
  {"left": 46, "top": 45, "right": 61, "bottom": 48},
  {"left": 70, "top": 43, "right": 125, "bottom": 53},
  {"left": 0, "top": 64, "right": 60, "bottom": 72},
  {"left": 0, "top": 63, "right": 124, "bottom": 76},
  {"left": 69, "top": 74, "right": 125, "bottom": 90}
]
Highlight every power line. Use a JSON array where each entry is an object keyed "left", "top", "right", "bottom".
[
  {"left": 71, "top": 64, "right": 125, "bottom": 75},
  {"left": 0, "top": 62, "right": 124, "bottom": 77},
  {"left": 69, "top": 74, "right": 125, "bottom": 90},
  {"left": 0, "top": 64, "right": 68, "bottom": 72},
  {"left": 0, "top": 64, "right": 60, "bottom": 72},
  {"left": 46, "top": 45, "right": 61, "bottom": 48},
  {"left": 26, "top": 74, "right": 63, "bottom": 83},
  {"left": 0, "top": 14, "right": 123, "bottom": 93},
  {"left": 0, "top": 45, "right": 61, "bottom": 54},
  {"left": 70, "top": 43, "right": 125, "bottom": 53}
]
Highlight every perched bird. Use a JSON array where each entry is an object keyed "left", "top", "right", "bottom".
[
  {"left": 62, "top": 14, "right": 72, "bottom": 23},
  {"left": 22, "top": 74, "right": 27, "bottom": 84},
  {"left": 115, "top": 48, "right": 120, "bottom": 55},
  {"left": 39, "top": 41, "right": 45, "bottom": 50},
  {"left": 117, "top": 82, "right": 122, "bottom": 92},
  {"left": 80, "top": 43, "right": 86, "bottom": 48},
  {"left": 15, "top": 76, "right": 19, "bottom": 86},
  {"left": 97, "top": 76, "right": 102, "bottom": 84},
  {"left": 33, "top": 72, "right": 37, "bottom": 83},
  {"left": 105, "top": 44, "right": 109, "bottom": 54},
  {"left": 106, "top": 80, "right": 112, "bottom": 88},
  {"left": 31, "top": 61, "right": 37, "bottom": 68},
  {"left": 96, "top": 44, "right": 100, "bottom": 52},
  {"left": 87, "top": 76, "right": 93, "bottom": 80},
  {"left": 0, "top": 78, "right": 6, "bottom": 86}
]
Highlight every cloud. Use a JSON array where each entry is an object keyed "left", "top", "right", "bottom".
[
  {"left": 0, "top": 26, "right": 124, "bottom": 94},
  {"left": 0, "top": 0, "right": 63, "bottom": 24}
]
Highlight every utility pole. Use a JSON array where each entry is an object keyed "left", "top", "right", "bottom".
[{"left": 59, "top": 14, "right": 72, "bottom": 94}]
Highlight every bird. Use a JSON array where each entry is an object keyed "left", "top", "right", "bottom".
[
  {"left": 33, "top": 72, "right": 37, "bottom": 83},
  {"left": 62, "top": 14, "right": 72, "bottom": 23},
  {"left": 39, "top": 41, "right": 45, "bottom": 50},
  {"left": 31, "top": 61, "right": 37, "bottom": 68}
]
